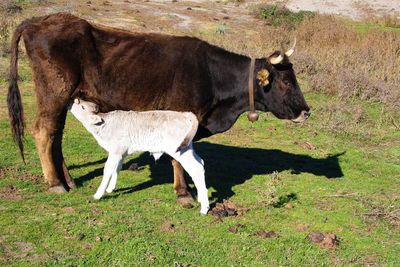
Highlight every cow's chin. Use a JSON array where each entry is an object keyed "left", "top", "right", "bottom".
[{"left": 291, "top": 110, "right": 310, "bottom": 123}]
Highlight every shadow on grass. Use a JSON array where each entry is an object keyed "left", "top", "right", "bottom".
[{"left": 73, "top": 141, "right": 344, "bottom": 202}]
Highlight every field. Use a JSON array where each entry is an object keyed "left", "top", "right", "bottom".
[{"left": 1, "top": 0, "right": 400, "bottom": 266}]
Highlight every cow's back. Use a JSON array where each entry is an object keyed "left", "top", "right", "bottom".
[{"left": 85, "top": 27, "right": 214, "bottom": 117}]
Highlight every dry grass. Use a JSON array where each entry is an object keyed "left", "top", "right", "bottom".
[{"left": 294, "top": 15, "right": 400, "bottom": 111}]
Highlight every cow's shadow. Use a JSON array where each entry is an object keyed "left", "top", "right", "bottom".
[{"left": 72, "top": 141, "right": 344, "bottom": 202}]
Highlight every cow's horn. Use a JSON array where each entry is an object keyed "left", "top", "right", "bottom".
[
  {"left": 269, "top": 53, "right": 284, "bottom": 65},
  {"left": 74, "top": 98, "right": 80, "bottom": 104},
  {"left": 285, "top": 37, "right": 296, "bottom": 57}
]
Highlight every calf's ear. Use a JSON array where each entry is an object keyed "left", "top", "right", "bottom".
[{"left": 90, "top": 114, "right": 104, "bottom": 125}]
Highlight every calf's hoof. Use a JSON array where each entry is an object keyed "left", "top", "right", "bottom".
[
  {"left": 200, "top": 207, "right": 209, "bottom": 216},
  {"left": 177, "top": 195, "right": 194, "bottom": 209},
  {"left": 93, "top": 193, "right": 103, "bottom": 200},
  {"left": 48, "top": 185, "right": 67, "bottom": 193}
]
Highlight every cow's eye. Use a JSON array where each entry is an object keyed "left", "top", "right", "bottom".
[{"left": 81, "top": 106, "right": 85, "bottom": 110}]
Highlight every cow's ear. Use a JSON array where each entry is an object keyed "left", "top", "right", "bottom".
[
  {"left": 256, "top": 68, "right": 270, "bottom": 87},
  {"left": 90, "top": 114, "right": 104, "bottom": 125}
]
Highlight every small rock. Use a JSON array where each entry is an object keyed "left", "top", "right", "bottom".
[
  {"left": 187, "top": 7, "right": 192, "bottom": 10},
  {"left": 95, "top": 236, "right": 102, "bottom": 242},
  {"left": 285, "top": 203, "right": 294, "bottom": 209}
]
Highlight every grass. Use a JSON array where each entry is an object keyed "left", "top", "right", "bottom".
[
  {"left": 1, "top": 71, "right": 399, "bottom": 265},
  {"left": 1, "top": 1, "right": 400, "bottom": 266}
]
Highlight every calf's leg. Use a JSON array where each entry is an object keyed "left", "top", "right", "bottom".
[
  {"left": 106, "top": 158, "right": 123, "bottom": 193},
  {"left": 94, "top": 154, "right": 122, "bottom": 199},
  {"left": 172, "top": 159, "right": 195, "bottom": 208},
  {"left": 171, "top": 147, "right": 209, "bottom": 215}
]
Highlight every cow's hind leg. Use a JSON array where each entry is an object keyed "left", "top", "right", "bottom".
[
  {"left": 34, "top": 110, "right": 70, "bottom": 193},
  {"left": 172, "top": 159, "right": 195, "bottom": 208},
  {"left": 54, "top": 110, "right": 76, "bottom": 189},
  {"left": 31, "top": 58, "right": 79, "bottom": 192}
]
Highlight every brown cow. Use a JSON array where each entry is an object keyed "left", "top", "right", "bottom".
[{"left": 8, "top": 13, "right": 310, "bottom": 206}]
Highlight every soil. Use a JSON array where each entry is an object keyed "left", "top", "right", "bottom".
[{"left": 286, "top": 0, "right": 400, "bottom": 19}]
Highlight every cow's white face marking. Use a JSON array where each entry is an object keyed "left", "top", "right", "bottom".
[{"left": 291, "top": 110, "right": 311, "bottom": 123}]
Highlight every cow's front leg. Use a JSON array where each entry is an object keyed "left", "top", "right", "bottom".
[{"left": 172, "top": 159, "right": 194, "bottom": 208}]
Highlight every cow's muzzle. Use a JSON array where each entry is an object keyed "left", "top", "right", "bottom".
[{"left": 291, "top": 110, "right": 311, "bottom": 123}]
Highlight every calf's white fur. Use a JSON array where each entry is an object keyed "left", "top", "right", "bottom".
[{"left": 70, "top": 98, "right": 209, "bottom": 215}]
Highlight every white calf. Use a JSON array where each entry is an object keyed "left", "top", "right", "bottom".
[{"left": 70, "top": 98, "right": 209, "bottom": 215}]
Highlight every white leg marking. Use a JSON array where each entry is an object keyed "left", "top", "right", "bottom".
[
  {"left": 172, "top": 146, "right": 209, "bottom": 215},
  {"left": 106, "top": 157, "right": 123, "bottom": 193},
  {"left": 94, "top": 154, "right": 122, "bottom": 199}
]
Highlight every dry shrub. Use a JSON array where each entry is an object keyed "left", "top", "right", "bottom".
[
  {"left": 294, "top": 15, "right": 400, "bottom": 111},
  {"left": 0, "top": 2, "right": 22, "bottom": 57}
]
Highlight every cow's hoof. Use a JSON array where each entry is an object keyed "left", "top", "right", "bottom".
[
  {"left": 67, "top": 180, "right": 76, "bottom": 189},
  {"left": 177, "top": 195, "right": 194, "bottom": 209},
  {"left": 48, "top": 185, "right": 67, "bottom": 193}
]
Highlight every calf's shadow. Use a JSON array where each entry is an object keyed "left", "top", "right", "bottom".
[{"left": 72, "top": 141, "right": 344, "bottom": 202}]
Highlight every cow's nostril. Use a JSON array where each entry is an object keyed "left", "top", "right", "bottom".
[{"left": 303, "top": 110, "right": 311, "bottom": 118}]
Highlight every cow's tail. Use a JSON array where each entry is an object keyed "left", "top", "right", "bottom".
[{"left": 7, "top": 18, "right": 38, "bottom": 163}]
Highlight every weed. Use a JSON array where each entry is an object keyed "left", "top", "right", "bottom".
[
  {"left": 261, "top": 171, "right": 282, "bottom": 207},
  {"left": 258, "top": 5, "right": 314, "bottom": 29}
]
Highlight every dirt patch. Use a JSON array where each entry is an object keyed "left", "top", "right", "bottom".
[
  {"left": 0, "top": 168, "right": 42, "bottom": 184},
  {"left": 0, "top": 185, "right": 23, "bottom": 200},
  {"left": 160, "top": 221, "right": 175, "bottom": 232},
  {"left": 307, "top": 232, "right": 339, "bottom": 249},
  {"left": 254, "top": 230, "right": 280, "bottom": 239},
  {"left": 296, "top": 223, "right": 310, "bottom": 232},
  {"left": 228, "top": 224, "right": 245, "bottom": 233},
  {"left": 285, "top": 0, "right": 400, "bottom": 19},
  {"left": 294, "top": 141, "right": 317, "bottom": 150},
  {"left": 208, "top": 200, "right": 250, "bottom": 219}
]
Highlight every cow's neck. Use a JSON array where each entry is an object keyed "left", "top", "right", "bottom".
[{"left": 200, "top": 54, "right": 267, "bottom": 137}]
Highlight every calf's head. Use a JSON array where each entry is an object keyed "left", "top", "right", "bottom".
[
  {"left": 257, "top": 40, "right": 311, "bottom": 123},
  {"left": 70, "top": 98, "right": 103, "bottom": 125}
]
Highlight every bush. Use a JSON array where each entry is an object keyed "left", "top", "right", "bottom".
[{"left": 258, "top": 5, "right": 315, "bottom": 29}]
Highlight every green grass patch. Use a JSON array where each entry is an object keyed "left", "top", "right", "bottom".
[
  {"left": 258, "top": 5, "right": 315, "bottom": 29},
  {"left": 353, "top": 22, "right": 400, "bottom": 33},
  {"left": 1, "top": 78, "right": 399, "bottom": 265}
]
